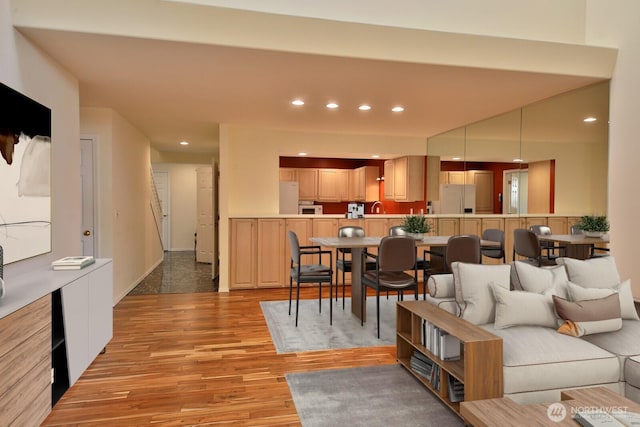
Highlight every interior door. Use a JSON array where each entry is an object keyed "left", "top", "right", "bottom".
[
  {"left": 153, "top": 170, "right": 170, "bottom": 250},
  {"left": 80, "top": 137, "right": 95, "bottom": 256}
]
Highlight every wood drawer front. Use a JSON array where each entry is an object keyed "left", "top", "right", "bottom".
[
  {"left": 9, "top": 384, "right": 51, "bottom": 427},
  {"left": 0, "top": 357, "right": 51, "bottom": 426},
  {"left": 0, "top": 295, "right": 51, "bottom": 359},
  {"left": 0, "top": 325, "right": 50, "bottom": 397}
]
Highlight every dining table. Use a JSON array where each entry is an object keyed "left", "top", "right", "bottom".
[
  {"left": 537, "top": 234, "right": 610, "bottom": 260},
  {"left": 309, "top": 235, "right": 500, "bottom": 321}
]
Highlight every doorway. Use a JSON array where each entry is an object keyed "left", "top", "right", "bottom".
[
  {"left": 503, "top": 169, "right": 528, "bottom": 215},
  {"left": 153, "top": 170, "right": 170, "bottom": 250}
]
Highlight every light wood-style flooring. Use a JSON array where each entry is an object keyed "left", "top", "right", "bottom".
[{"left": 43, "top": 286, "right": 397, "bottom": 426}]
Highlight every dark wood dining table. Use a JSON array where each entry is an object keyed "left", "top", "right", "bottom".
[
  {"left": 537, "top": 234, "right": 610, "bottom": 260},
  {"left": 309, "top": 235, "right": 500, "bottom": 321}
]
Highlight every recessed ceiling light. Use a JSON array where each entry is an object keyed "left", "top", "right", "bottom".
[
  {"left": 452, "top": 157, "right": 462, "bottom": 161},
  {"left": 371, "top": 154, "right": 380, "bottom": 158},
  {"left": 513, "top": 158, "right": 524, "bottom": 162},
  {"left": 583, "top": 117, "right": 597, "bottom": 122},
  {"left": 326, "top": 103, "right": 339, "bottom": 109},
  {"left": 298, "top": 152, "right": 307, "bottom": 156},
  {"left": 291, "top": 99, "right": 305, "bottom": 106},
  {"left": 179, "top": 141, "right": 189, "bottom": 146},
  {"left": 359, "top": 104, "right": 372, "bottom": 111},
  {"left": 391, "top": 106, "right": 405, "bottom": 112}
]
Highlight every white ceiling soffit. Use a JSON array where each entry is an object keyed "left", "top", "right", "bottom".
[{"left": 11, "top": 0, "right": 617, "bottom": 154}]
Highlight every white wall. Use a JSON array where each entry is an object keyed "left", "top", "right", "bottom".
[
  {"left": 152, "top": 162, "right": 211, "bottom": 251},
  {"left": 586, "top": 0, "right": 640, "bottom": 292},
  {"left": 1, "top": 0, "right": 81, "bottom": 278}
]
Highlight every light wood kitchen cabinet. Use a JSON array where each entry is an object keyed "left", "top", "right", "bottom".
[
  {"left": 440, "top": 171, "right": 466, "bottom": 185},
  {"left": 468, "top": 170, "right": 494, "bottom": 214},
  {"left": 317, "top": 169, "right": 349, "bottom": 202},
  {"left": 297, "top": 168, "right": 318, "bottom": 201},
  {"left": 230, "top": 219, "right": 257, "bottom": 289},
  {"left": 504, "top": 217, "right": 525, "bottom": 263},
  {"left": 392, "top": 156, "right": 425, "bottom": 201},
  {"left": 257, "top": 219, "right": 286, "bottom": 287},
  {"left": 481, "top": 217, "right": 504, "bottom": 232},
  {"left": 547, "top": 216, "right": 568, "bottom": 234},
  {"left": 437, "top": 218, "right": 460, "bottom": 236},
  {"left": 351, "top": 166, "right": 380, "bottom": 202},
  {"left": 383, "top": 159, "right": 394, "bottom": 200},
  {"left": 365, "top": 217, "right": 388, "bottom": 236},
  {"left": 461, "top": 218, "right": 482, "bottom": 236},
  {"left": 279, "top": 168, "right": 297, "bottom": 182}
]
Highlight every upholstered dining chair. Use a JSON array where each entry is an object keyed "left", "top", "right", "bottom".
[
  {"left": 287, "top": 230, "right": 334, "bottom": 326},
  {"left": 513, "top": 228, "right": 557, "bottom": 267},
  {"left": 335, "top": 226, "right": 376, "bottom": 309},
  {"left": 361, "top": 235, "right": 418, "bottom": 338},
  {"left": 481, "top": 229, "right": 506, "bottom": 263},
  {"left": 529, "top": 224, "right": 566, "bottom": 260},
  {"left": 444, "top": 234, "right": 482, "bottom": 270},
  {"left": 389, "top": 225, "right": 431, "bottom": 299}
]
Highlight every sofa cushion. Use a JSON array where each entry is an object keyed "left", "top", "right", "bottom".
[
  {"left": 452, "top": 262, "right": 511, "bottom": 325},
  {"left": 491, "top": 283, "right": 558, "bottom": 329},
  {"left": 482, "top": 324, "right": 620, "bottom": 395},
  {"left": 556, "top": 256, "right": 620, "bottom": 288},
  {"left": 583, "top": 320, "right": 640, "bottom": 381},
  {"left": 567, "top": 279, "right": 639, "bottom": 320},
  {"left": 625, "top": 355, "right": 640, "bottom": 389},
  {"left": 553, "top": 294, "right": 622, "bottom": 337},
  {"left": 427, "top": 274, "right": 454, "bottom": 298},
  {"left": 511, "top": 261, "right": 569, "bottom": 294}
]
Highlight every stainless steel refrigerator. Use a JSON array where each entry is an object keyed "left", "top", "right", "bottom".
[{"left": 279, "top": 181, "right": 299, "bottom": 214}]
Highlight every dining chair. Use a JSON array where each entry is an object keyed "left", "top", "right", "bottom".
[
  {"left": 287, "top": 231, "right": 334, "bottom": 326},
  {"left": 361, "top": 236, "right": 418, "bottom": 338},
  {"left": 335, "top": 226, "right": 376, "bottom": 309},
  {"left": 389, "top": 225, "right": 431, "bottom": 298},
  {"left": 481, "top": 229, "right": 506, "bottom": 263},
  {"left": 513, "top": 228, "right": 557, "bottom": 267},
  {"left": 529, "top": 224, "right": 566, "bottom": 260},
  {"left": 444, "top": 234, "right": 482, "bottom": 270}
]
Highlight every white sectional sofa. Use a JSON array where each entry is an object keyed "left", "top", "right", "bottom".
[{"left": 425, "top": 256, "right": 640, "bottom": 404}]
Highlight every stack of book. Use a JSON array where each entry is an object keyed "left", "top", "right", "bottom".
[
  {"left": 422, "top": 319, "right": 461, "bottom": 361},
  {"left": 51, "top": 256, "right": 95, "bottom": 270},
  {"left": 410, "top": 351, "right": 442, "bottom": 391},
  {"left": 447, "top": 376, "right": 465, "bottom": 402}
]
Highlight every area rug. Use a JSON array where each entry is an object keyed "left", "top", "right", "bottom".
[
  {"left": 286, "top": 365, "right": 463, "bottom": 427},
  {"left": 260, "top": 296, "right": 398, "bottom": 353}
]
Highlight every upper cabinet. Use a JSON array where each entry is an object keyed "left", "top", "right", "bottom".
[
  {"left": 384, "top": 156, "right": 424, "bottom": 202},
  {"left": 350, "top": 166, "right": 379, "bottom": 202},
  {"left": 317, "top": 169, "right": 349, "bottom": 202},
  {"left": 297, "top": 168, "right": 318, "bottom": 201},
  {"left": 279, "top": 168, "right": 297, "bottom": 182}
]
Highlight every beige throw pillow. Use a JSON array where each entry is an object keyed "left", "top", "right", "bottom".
[
  {"left": 491, "top": 283, "right": 558, "bottom": 329},
  {"left": 566, "top": 279, "right": 639, "bottom": 320},
  {"left": 556, "top": 256, "right": 620, "bottom": 288},
  {"left": 511, "top": 261, "right": 569, "bottom": 294},
  {"left": 452, "top": 262, "right": 511, "bottom": 325},
  {"left": 427, "top": 274, "right": 455, "bottom": 298}
]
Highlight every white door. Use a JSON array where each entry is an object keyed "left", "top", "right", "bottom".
[
  {"left": 153, "top": 170, "right": 170, "bottom": 250},
  {"left": 80, "top": 137, "right": 96, "bottom": 256},
  {"left": 503, "top": 169, "right": 528, "bottom": 215}
]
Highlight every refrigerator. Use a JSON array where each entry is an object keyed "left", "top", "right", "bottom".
[
  {"left": 439, "top": 184, "right": 476, "bottom": 214},
  {"left": 279, "top": 181, "right": 299, "bottom": 214}
]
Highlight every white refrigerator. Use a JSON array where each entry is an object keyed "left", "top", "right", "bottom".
[
  {"left": 439, "top": 184, "right": 476, "bottom": 214},
  {"left": 279, "top": 181, "right": 299, "bottom": 214}
]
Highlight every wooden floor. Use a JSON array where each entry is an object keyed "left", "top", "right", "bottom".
[{"left": 43, "top": 287, "right": 397, "bottom": 426}]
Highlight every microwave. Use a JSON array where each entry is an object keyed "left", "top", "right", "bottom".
[{"left": 298, "top": 205, "right": 323, "bottom": 215}]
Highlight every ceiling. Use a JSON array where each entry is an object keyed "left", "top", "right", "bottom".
[{"left": 16, "top": 27, "right": 609, "bottom": 157}]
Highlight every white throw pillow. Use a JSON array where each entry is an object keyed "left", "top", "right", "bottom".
[
  {"left": 491, "top": 283, "right": 559, "bottom": 329},
  {"left": 511, "top": 261, "right": 569, "bottom": 294},
  {"left": 452, "top": 262, "right": 511, "bottom": 325},
  {"left": 556, "top": 256, "right": 620, "bottom": 288},
  {"left": 427, "top": 274, "right": 455, "bottom": 298},
  {"left": 566, "top": 279, "right": 639, "bottom": 320}
]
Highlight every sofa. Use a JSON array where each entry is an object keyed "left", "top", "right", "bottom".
[{"left": 424, "top": 255, "right": 640, "bottom": 404}]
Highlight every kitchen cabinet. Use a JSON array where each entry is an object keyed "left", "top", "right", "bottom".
[
  {"left": 279, "top": 168, "right": 297, "bottom": 182},
  {"left": 257, "top": 219, "right": 286, "bottom": 287},
  {"left": 481, "top": 217, "right": 504, "bottom": 232},
  {"left": 437, "top": 218, "right": 460, "bottom": 236},
  {"left": 317, "top": 169, "right": 349, "bottom": 202},
  {"left": 504, "top": 217, "right": 525, "bottom": 263},
  {"left": 230, "top": 219, "right": 257, "bottom": 289},
  {"left": 440, "top": 171, "right": 466, "bottom": 185},
  {"left": 297, "top": 168, "right": 318, "bottom": 201},
  {"left": 547, "top": 216, "right": 568, "bottom": 234},
  {"left": 383, "top": 159, "right": 394, "bottom": 200},
  {"left": 460, "top": 218, "right": 482, "bottom": 236},
  {"left": 351, "top": 166, "right": 379, "bottom": 202},
  {"left": 393, "top": 156, "right": 425, "bottom": 201},
  {"left": 467, "top": 170, "right": 494, "bottom": 214}
]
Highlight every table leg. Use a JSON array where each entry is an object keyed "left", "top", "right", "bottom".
[{"left": 350, "top": 247, "right": 366, "bottom": 321}]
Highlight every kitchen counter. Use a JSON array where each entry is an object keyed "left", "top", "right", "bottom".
[{"left": 229, "top": 213, "right": 583, "bottom": 219}]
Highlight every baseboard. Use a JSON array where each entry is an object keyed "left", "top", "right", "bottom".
[{"left": 114, "top": 256, "right": 164, "bottom": 304}]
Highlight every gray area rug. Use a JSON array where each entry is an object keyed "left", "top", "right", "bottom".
[
  {"left": 261, "top": 296, "right": 399, "bottom": 353},
  {"left": 287, "top": 365, "right": 464, "bottom": 427}
]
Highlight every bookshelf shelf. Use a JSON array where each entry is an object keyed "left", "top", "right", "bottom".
[{"left": 396, "top": 300, "right": 503, "bottom": 419}]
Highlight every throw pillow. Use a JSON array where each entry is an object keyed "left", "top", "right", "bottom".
[
  {"left": 491, "top": 283, "right": 558, "bottom": 329},
  {"left": 452, "top": 262, "right": 511, "bottom": 325},
  {"left": 553, "top": 294, "right": 622, "bottom": 337},
  {"left": 566, "top": 279, "right": 639, "bottom": 320},
  {"left": 427, "top": 274, "right": 455, "bottom": 298},
  {"left": 556, "top": 256, "right": 620, "bottom": 289},
  {"left": 511, "top": 261, "right": 569, "bottom": 294}
]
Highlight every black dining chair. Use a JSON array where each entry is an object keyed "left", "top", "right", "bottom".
[
  {"left": 529, "top": 224, "right": 566, "bottom": 260},
  {"left": 389, "top": 225, "right": 431, "bottom": 299},
  {"left": 287, "top": 230, "right": 334, "bottom": 326},
  {"left": 444, "top": 234, "right": 482, "bottom": 270},
  {"left": 361, "top": 236, "right": 418, "bottom": 338},
  {"left": 335, "top": 226, "right": 376, "bottom": 309},
  {"left": 481, "top": 229, "right": 506, "bottom": 263},
  {"left": 513, "top": 228, "right": 557, "bottom": 267}
]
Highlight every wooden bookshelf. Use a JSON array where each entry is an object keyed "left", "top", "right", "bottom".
[{"left": 396, "top": 300, "right": 503, "bottom": 417}]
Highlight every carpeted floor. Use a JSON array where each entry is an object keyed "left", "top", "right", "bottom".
[
  {"left": 261, "top": 295, "right": 400, "bottom": 353},
  {"left": 286, "top": 365, "right": 464, "bottom": 427}
]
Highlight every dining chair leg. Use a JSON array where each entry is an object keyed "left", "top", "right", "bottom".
[
  {"left": 318, "top": 282, "right": 322, "bottom": 314},
  {"left": 288, "top": 277, "right": 293, "bottom": 315},
  {"left": 376, "top": 289, "right": 381, "bottom": 339},
  {"left": 330, "top": 278, "right": 333, "bottom": 325},
  {"left": 295, "top": 282, "right": 301, "bottom": 327},
  {"left": 361, "top": 282, "right": 366, "bottom": 327}
]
